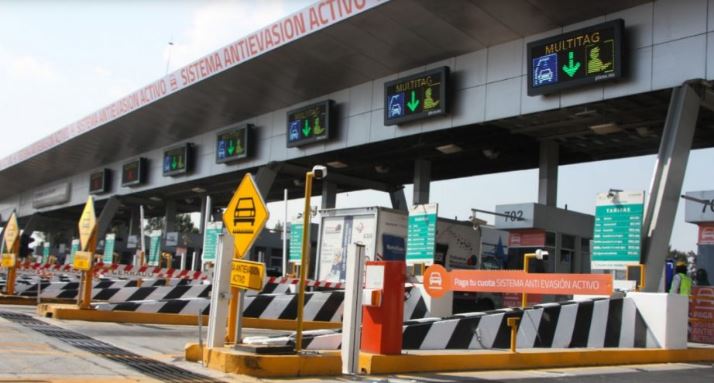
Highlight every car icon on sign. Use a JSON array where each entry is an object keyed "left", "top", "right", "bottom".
[
  {"left": 429, "top": 272, "right": 443, "bottom": 289},
  {"left": 536, "top": 67, "right": 553, "bottom": 83},
  {"left": 234, "top": 198, "right": 256, "bottom": 226}
]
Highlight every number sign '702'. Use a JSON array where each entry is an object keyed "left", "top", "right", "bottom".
[{"left": 502, "top": 210, "right": 524, "bottom": 222}]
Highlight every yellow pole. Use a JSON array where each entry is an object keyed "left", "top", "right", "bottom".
[
  {"left": 295, "top": 170, "right": 314, "bottom": 353},
  {"left": 508, "top": 317, "right": 520, "bottom": 352},
  {"left": 521, "top": 253, "right": 535, "bottom": 309},
  {"left": 226, "top": 285, "right": 239, "bottom": 344},
  {"left": 5, "top": 240, "right": 19, "bottom": 296},
  {"left": 79, "top": 233, "right": 97, "bottom": 310}
]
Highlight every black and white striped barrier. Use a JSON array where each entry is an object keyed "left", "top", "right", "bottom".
[
  {"left": 243, "top": 297, "right": 667, "bottom": 351},
  {"left": 15, "top": 278, "right": 195, "bottom": 295},
  {"left": 92, "top": 284, "right": 425, "bottom": 321},
  {"left": 94, "top": 290, "right": 345, "bottom": 322},
  {"left": 21, "top": 284, "right": 212, "bottom": 302}
]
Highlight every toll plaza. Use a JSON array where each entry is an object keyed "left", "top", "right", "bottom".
[{"left": 2, "top": 0, "right": 714, "bottom": 381}]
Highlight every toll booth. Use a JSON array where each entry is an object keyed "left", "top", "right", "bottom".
[{"left": 494, "top": 203, "right": 594, "bottom": 274}]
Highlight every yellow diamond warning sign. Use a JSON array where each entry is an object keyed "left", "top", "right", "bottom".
[
  {"left": 73, "top": 251, "right": 93, "bottom": 271},
  {"left": 230, "top": 259, "right": 265, "bottom": 291},
  {"left": 3, "top": 213, "right": 19, "bottom": 252},
  {"left": 223, "top": 173, "right": 269, "bottom": 258},
  {"left": 78, "top": 197, "right": 97, "bottom": 251}
]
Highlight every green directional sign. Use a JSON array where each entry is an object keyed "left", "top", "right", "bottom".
[
  {"left": 201, "top": 222, "right": 223, "bottom": 263},
  {"left": 592, "top": 191, "right": 644, "bottom": 270},
  {"left": 406, "top": 203, "right": 438, "bottom": 264},
  {"left": 384, "top": 67, "right": 449, "bottom": 126},
  {"left": 286, "top": 100, "right": 333, "bottom": 147},
  {"left": 149, "top": 230, "right": 162, "bottom": 266},
  {"left": 68, "top": 239, "right": 79, "bottom": 265},
  {"left": 162, "top": 144, "right": 192, "bottom": 176},
  {"left": 42, "top": 242, "right": 50, "bottom": 263},
  {"left": 289, "top": 221, "right": 304, "bottom": 262},
  {"left": 103, "top": 233, "right": 116, "bottom": 264}
]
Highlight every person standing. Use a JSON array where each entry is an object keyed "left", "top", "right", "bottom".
[{"left": 670, "top": 261, "right": 693, "bottom": 296}]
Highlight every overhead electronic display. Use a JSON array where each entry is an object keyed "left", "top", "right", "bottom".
[
  {"left": 527, "top": 19, "right": 624, "bottom": 96},
  {"left": 216, "top": 124, "right": 252, "bottom": 163},
  {"left": 384, "top": 66, "right": 449, "bottom": 125},
  {"left": 122, "top": 158, "right": 147, "bottom": 187},
  {"left": 286, "top": 100, "right": 333, "bottom": 148},
  {"left": 89, "top": 169, "right": 110, "bottom": 194},
  {"left": 163, "top": 144, "right": 193, "bottom": 176}
]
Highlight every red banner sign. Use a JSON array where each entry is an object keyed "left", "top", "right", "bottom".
[
  {"left": 698, "top": 224, "right": 714, "bottom": 245},
  {"left": 690, "top": 286, "right": 714, "bottom": 344},
  {"left": 423, "top": 264, "right": 613, "bottom": 298},
  {"left": 509, "top": 230, "right": 546, "bottom": 248}
]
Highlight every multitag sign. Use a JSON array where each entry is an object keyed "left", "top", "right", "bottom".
[
  {"left": 384, "top": 67, "right": 448, "bottom": 125},
  {"left": 527, "top": 19, "right": 624, "bottom": 96}
]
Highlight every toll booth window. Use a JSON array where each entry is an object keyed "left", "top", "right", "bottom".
[
  {"left": 560, "top": 234, "right": 575, "bottom": 262},
  {"left": 545, "top": 232, "right": 556, "bottom": 248}
]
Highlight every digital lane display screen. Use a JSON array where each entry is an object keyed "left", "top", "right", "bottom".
[
  {"left": 122, "top": 158, "right": 147, "bottom": 187},
  {"left": 286, "top": 100, "right": 333, "bottom": 148},
  {"left": 163, "top": 144, "right": 192, "bottom": 176},
  {"left": 216, "top": 124, "right": 251, "bottom": 163},
  {"left": 89, "top": 169, "right": 110, "bottom": 194},
  {"left": 384, "top": 66, "right": 449, "bottom": 125},
  {"left": 527, "top": 19, "right": 624, "bottom": 96}
]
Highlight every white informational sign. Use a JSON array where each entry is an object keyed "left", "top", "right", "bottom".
[
  {"left": 684, "top": 190, "right": 714, "bottom": 223},
  {"left": 365, "top": 264, "right": 385, "bottom": 289},
  {"left": 127, "top": 235, "right": 138, "bottom": 249},
  {"left": 318, "top": 214, "right": 378, "bottom": 282},
  {"left": 165, "top": 231, "right": 179, "bottom": 247},
  {"left": 494, "top": 203, "right": 536, "bottom": 229}
]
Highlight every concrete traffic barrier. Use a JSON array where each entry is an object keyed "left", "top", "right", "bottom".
[{"left": 243, "top": 296, "right": 674, "bottom": 351}]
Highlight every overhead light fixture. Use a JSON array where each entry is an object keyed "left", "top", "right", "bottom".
[
  {"left": 293, "top": 179, "right": 304, "bottom": 186},
  {"left": 326, "top": 160, "right": 348, "bottom": 169},
  {"left": 149, "top": 196, "right": 163, "bottom": 202},
  {"left": 191, "top": 187, "right": 207, "bottom": 193},
  {"left": 636, "top": 127, "right": 652, "bottom": 137},
  {"left": 374, "top": 165, "right": 390, "bottom": 174},
  {"left": 573, "top": 108, "right": 598, "bottom": 118},
  {"left": 589, "top": 122, "right": 621, "bottom": 135},
  {"left": 482, "top": 148, "right": 500, "bottom": 160},
  {"left": 436, "top": 144, "right": 462, "bottom": 154}
]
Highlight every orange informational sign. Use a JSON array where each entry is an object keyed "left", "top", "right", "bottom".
[
  {"left": 690, "top": 286, "right": 714, "bottom": 344},
  {"left": 423, "top": 264, "right": 613, "bottom": 298}
]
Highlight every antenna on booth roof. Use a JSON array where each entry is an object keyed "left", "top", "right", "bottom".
[{"left": 165, "top": 38, "right": 174, "bottom": 75}]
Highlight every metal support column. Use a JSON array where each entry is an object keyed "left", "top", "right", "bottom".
[
  {"left": 413, "top": 159, "right": 431, "bottom": 205},
  {"left": 321, "top": 181, "right": 337, "bottom": 209},
  {"left": 255, "top": 163, "right": 279, "bottom": 200},
  {"left": 390, "top": 187, "right": 408, "bottom": 212},
  {"left": 642, "top": 82, "right": 700, "bottom": 292},
  {"left": 538, "top": 140, "right": 559, "bottom": 207},
  {"left": 164, "top": 200, "right": 177, "bottom": 234},
  {"left": 97, "top": 197, "right": 121, "bottom": 239}
]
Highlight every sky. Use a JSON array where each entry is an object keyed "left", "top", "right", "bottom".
[{"left": 0, "top": 0, "right": 711, "bottom": 253}]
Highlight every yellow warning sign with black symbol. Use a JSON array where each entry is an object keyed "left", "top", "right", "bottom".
[{"left": 223, "top": 173, "right": 269, "bottom": 258}]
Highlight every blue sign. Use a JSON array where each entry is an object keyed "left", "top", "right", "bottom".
[
  {"left": 382, "top": 234, "right": 406, "bottom": 261},
  {"left": 217, "top": 139, "right": 226, "bottom": 160},
  {"left": 532, "top": 53, "right": 558, "bottom": 87},
  {"left": 387, "top": 93, "right": 404, "bottom": 119}
]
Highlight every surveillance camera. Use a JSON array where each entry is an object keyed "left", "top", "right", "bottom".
[
  {"left": 535, "top": 249, "right": 549, "bottom": 261},
  {"left": 312, "top": 165, "right": 327, "bottom": 180}
]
